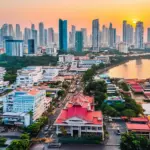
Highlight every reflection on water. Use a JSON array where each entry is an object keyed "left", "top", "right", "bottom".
[{"left": 107, "top": 59, "right": 150, "bottom": 79}]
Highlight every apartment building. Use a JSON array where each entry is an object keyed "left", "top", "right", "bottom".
[
  {"left": 3, "top": 88, "right": 46, "bottom": 121},
  {"left": 16, "top": 66, "right": 43, "bottom": 86}
]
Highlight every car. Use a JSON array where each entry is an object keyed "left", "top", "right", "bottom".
[
  {"left": 116, "top": 128, "right": 121, "bottom": 135},
  {"left": 48, "top": 143, "right": 62, "bottom": 148}
]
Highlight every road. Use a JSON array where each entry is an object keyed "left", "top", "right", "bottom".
[{"left": 37, "top": 79, "right": 78, "bottom": 138}]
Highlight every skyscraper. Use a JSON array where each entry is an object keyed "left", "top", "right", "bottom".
[
  {"left": 31, "top": 29, "right": 38, "bottom": 52},
  {"left": 31, "top": 24, "right": 35, "bottom": 30},
  {"left": 147, "top": 28, "right": 150, "bottom": 42},
  {"left": 48, "top": 28, "right": 54, "bottom": 46},
  {"left": 122, "top": 21, "right": 133, "bottom": 45},
  {"left": 44, "top": 29, "right": 47, "bottom": 46},
  {"left": 135, "top": 21, "right": 144, "bottom": 49},
  {"left": 92, "top": 19, "right": 99, "bottom": 51},
  {"left": 39, "top": 22, "right": 44, "bottom": 46},
  {"left": 109, "top": 23, "right": 116, "bottom": 48},
  {"left": 71, "top": 25, "right": 76, "bottom": 48},
  {"left": 75, "top": 31, "right": 83, "bottom": 52},
  {"left": 123, "top": 20, "right": 127, "bottom": 43},
  {"left": 81, "top": 28, "right": 88, "bottom": 47},
  {"left": 59, "top": 19, "right": 68, "bottom": 52},
  {"left": 16, "top": 24, "right": 22, "bottom": 40},
  {"left": 28, "top": 39, "right": 35, "bottom": 54},
  {"left": 24, "top": 28, "right": 31, "bottom": 45},
  {"left": 8, "top": 24, "right": 14, "bottom": 37},
  {"left": 101, "top": 25, "right": 109, "bottom": 47}
]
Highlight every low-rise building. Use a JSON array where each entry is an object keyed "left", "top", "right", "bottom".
[
  {"left": 95, "top": 56, "right": 110, "bottom": 64},
  {"left": 16, "top": 66, "right": 43, "bottom": 87},
  {"left": 104, "top": 96, "right": 125, "bottom": 105},
  {"left": 3, "top": 88, "right": 46, "bottom": 121},
  {"left": 42, "top": 67, "right": 59, "bottom": 82},
  {"left": 59, "top": 54, "right": 75, "bottom": 63},
  {"left": 126, "top": 123, "right": 150, "bottom": 139},
  {"left": 2, "top": 112, "right": 30, "bottom": 127},
  {"left": 118, "top": 42, "right": 128, "bottom": 53},
  {"left": 107, "top": 84, "right": 118, "bottom": 94},
  {"left": 54, "top": 93, "right": 104, "bottom": 139}
]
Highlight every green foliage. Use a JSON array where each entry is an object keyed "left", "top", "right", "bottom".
[
  {"left": 57, "top": 90, "right": 65, "bottom": 98},
  {"left": 25, "top": 116, "right": 48, "bottom": 135},
  {"left": 0, "top": 55, "right": 57, "bottom": 84},
  {"left": 0, "top": 137, "right": 7, "bottom": 146},
  {"left": 122, "top": 109, "right": 136, "bottom": 118},
  {"left": 120, "top": 82, "right": 130, "bottom": 91},
  {"left": 120, "top": 132, "right": 150, "bottom": 150},
  {"left": 6, "top": 133, "right": 29, "bottom": 150}
]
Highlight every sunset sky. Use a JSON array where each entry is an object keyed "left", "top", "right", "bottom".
[{"left": 1, "top": 0, "right": 150, "bottom": 37}]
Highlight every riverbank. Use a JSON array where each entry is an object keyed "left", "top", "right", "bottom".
[{"left": 98, "top": 55, "right": 150, "bottom": 75}]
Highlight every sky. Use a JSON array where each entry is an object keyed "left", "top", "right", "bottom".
[{"left": 0, "top": 0, "right": 150, "bottom": 37}]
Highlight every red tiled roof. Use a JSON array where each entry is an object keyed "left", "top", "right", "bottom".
[
  {"left": 130, "top": 117, "right": 148, "bottom": 122},
  {"left": 55, "top": 105, "right": 102, "bottom": 125},
  {"left": 126, "top": 123, "right": 150, "bottom": 131},
  {"left": 66, "top": 93, "right": 94, "bottom": 110}
]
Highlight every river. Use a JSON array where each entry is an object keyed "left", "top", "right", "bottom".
[{"left": 107, "top": 59, "right": 150, "bottom": 79}]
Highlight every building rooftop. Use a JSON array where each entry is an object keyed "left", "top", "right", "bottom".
[
  {"left": 130, "top": 117, "right": 148, "bottom": 123},
  {"left": 126, "top": 123, "right": 150, "bottom": 131}
]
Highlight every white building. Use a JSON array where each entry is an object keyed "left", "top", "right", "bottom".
[
  {"left": 95, "top": 56, "right": 110, "bottom": 64},
  {"left": 2, "top": 112, "right": 30, "bottom": 127},
  {"left": 0, "top": 67, "right": 6, "bottom": 81},
  {"left": 42, "top": 67, "right": 59, "bottom": 81},
  {"left": 3, "top": 88, "right": 46, "bottom": 121},
  {"left": 59, "top": 54, "right": 75, "bottom": 63},
  {"left": 79, "top": 59, "right": 104, "bottom": 68},
  {"left": 16, "top": 66, "right": 43, "bottom": 87},
  {"left": 54, "top": 93, "right": 104, "bottom": 138},
  {"left": 118, "top": 42, "right": 128, "bottom": 53}
]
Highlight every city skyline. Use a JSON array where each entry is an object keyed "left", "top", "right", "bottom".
[{"left": 1, "top": 0, "right": 150, "bottom": 37}]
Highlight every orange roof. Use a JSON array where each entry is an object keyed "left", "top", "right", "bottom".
[
  {"left": 66, "top": 93, "right": 94, "bottom": 110},
  {"left": 130, "top": 117, "right": 148, "bottom": 123},
  {"left": 126, "top": 123, "right": 150, "bottom": 131},
  {"left": 28, "top": 89, "right": 40, "bottom": 95}
]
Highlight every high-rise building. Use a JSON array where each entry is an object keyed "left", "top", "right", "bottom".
[
  {"left": 75, "top": 31, "right": 83, "bottom": 52},
  {"left": 122, "top": 21, "right": 133, "bottom": 45},
  {"left": 147, "top": 28, "right": 150, "bottom": 42},
  {"left": 8, "top": 24, "right": 14, "bottom": 37},
  {"left": 81, "top": 28, "right": 88, "bottom": 47},
  {"left": 39, "top": 22, "right": 44, "bottom": 46},
  {"left": 1, "top": 24, "right": 9, "bottom": 38},
  {"left": 48, "top": 28, "right": 54, "bottom": 46},
  {"left": 109, "top": 23, "right": 116, "bottom": 48},
  {"left": 44, "top": 29, "right": 47, "bottom": 46},
  {"left": 28, "top": 39, "right": 35, "bottom": 54},
  {"left": 59, "top": 19, "right": 68, "bottom": 52},
  {"left": 123, "top": 20, "right": 127, "bottom": 42},
  {"left": 31, "top": 24, "right": 35, "bottom": 30},
  {"left": 31, "top": 29, "right": 38, "bottom": 52},
  {"left": 5, "top": 40, "right": 23, "bottom": 57},
  {"left": 92, "top": 19, "right": 99, "bottom": 51},
  {"left": 71, "top": 25, "right": 76, "bottom": 48},
  {"left": 16, "top": 24, "right": 22, "bottom": 40},
  {"left": 101, "top": 25, "right": 109, "bottom": 47},
  {"left": 135, "top": 21, "right": 144, "bottom": 49},
  {"left": 24, "top": 28, "right": 31, "bottom": 45}
]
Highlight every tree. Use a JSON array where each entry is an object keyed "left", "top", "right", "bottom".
[
  {"left": 0, "top": 137, "right": 7, "bottom": 146},
  {"left": 120, "top": 82, "right": 129, "bottom": 91},
  {"left": 120, "top": 133, "right": 150, "bottom": 150},
  {"left": 122, "top": 109, "right": 136, "bottom": 118},
  {"left": 82, "top": 69, "right": 95, "bottom": 83},
  {"left": 57, "top": 90, "right": 65, "bottom": 98}
]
